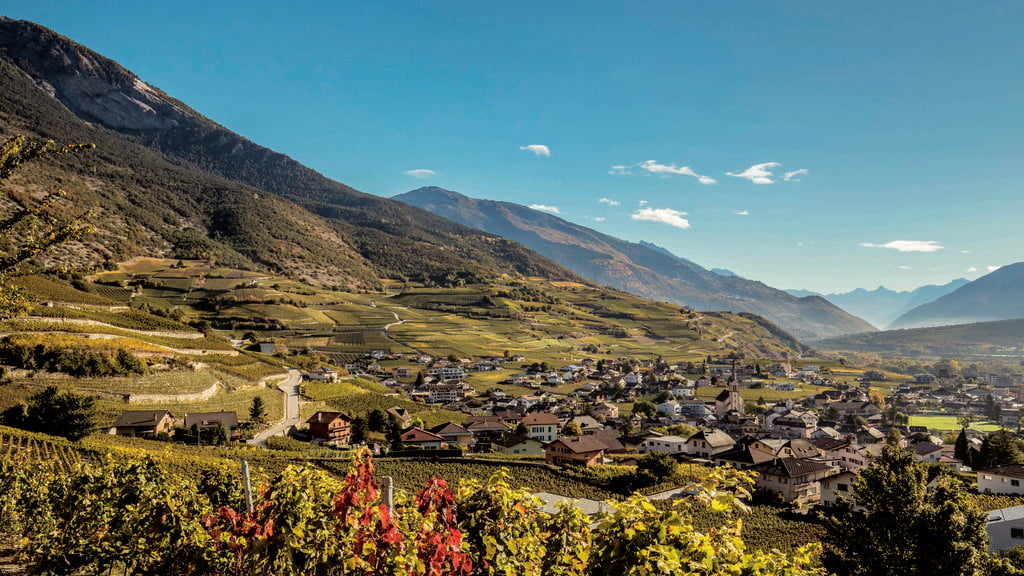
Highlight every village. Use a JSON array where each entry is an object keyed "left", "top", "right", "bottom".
[{"left": 106, "top": 350, "right": 1024, "bottom": 551}]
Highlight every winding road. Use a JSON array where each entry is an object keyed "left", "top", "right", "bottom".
[{"left": 248, "top": 368, "right": 302, "bottom": 447}]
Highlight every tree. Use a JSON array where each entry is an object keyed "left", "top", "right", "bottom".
[
  {"left": 977, "top": 429, "right": 1024, "bottom": 469},
  {"left": 367, "top": 408, "right": 387, "bottom": 432},
  {"left": 0, "top": 136, "right": 95, "bottom": 318},
  {"left": 561, "top": 421, "right": 583, "bottom": 436},
  {"left": 632, "top": 401, "right": 657, "bottom": 419},
  {"left": 955, "top": 428, "right": 971, "bottom": 465},
  {"left": 1, "top": 385, "right": 96, "bottom": 440},
  {"left": 249, "top": 396, "right": 268, "bottom": 424},
  {"left": 514, "top": 422, "right": 529, "bottom": 436},
  {"left": 635, "top": 451, "right": 680, "bottom": 484},
  {"left": 822, "top": 444, "right": 990, "bottom": 576},
  {"left": 350, "top": 416, "right": 368, "bottom": 445}
]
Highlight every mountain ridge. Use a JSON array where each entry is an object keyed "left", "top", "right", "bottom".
[
  {"left": 786, "top": 279, "right": 970, "bottom": 329},
  {"left": 394, "top": 186, "right": 876, "bottom": 340},
  {"left": 889, "top": 263, "right": 1024, "bottom": 329}
]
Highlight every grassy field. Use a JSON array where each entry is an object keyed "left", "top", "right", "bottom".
[{"left": 908, "top": 414, "right": 1003, "bottom": 433}]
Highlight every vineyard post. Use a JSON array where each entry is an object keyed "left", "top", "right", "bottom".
[
  {"left": 382, "top": 475, "right": 393, "bottom": 510},
  {"left": 241, "top": 460, "right": 254, "bottom": 513}
]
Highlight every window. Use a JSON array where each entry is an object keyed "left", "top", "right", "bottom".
[
  {"left": 1015, "top": 480, "right": 1021, "bottom": 487},
  {"left": 1012, "top": 528, "right": 1024, "bottom": 539},
  {"left": 838, "top": 483, "right": 849, "bottom": 492}
]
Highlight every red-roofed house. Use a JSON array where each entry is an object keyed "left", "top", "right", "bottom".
[
  {"left": 399, "top": 427, "right": 445, "bottom": 449},
  {"left": 523, "top": 412, "right": 560, "bottom": 443},
  {"left": 306, "top": 411, "right": 353, "bottom": 445},
  {"left": 546, "top": 435, "right": 606, "bottom": 467}
]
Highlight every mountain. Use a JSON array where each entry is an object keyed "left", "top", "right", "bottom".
[
  {"left": 789, "top": 279, "right": 969, "bottom": 329},
  {"left": 815, "top": 318, "right": 1024, "bottom": 360},
  {"left": 393, "top": 187, "right": 876, "bottom": 340},
  {"left": 889, "top": 263, "right": 1024, "bottom": 329},
  {"left": 0, "top": 17, "right": 578, "bottom": 288}
]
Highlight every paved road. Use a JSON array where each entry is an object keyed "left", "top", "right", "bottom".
[{"left": 248, "top": 368, "right": 302, "bottom": 447}]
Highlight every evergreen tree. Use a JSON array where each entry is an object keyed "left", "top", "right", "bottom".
[
  {"left": 249, "top": 396, "right": 268, "bottom": 424},
  {"left": 822, "top": 445, "right": 990, "bottom": 576},
  {"left": 367, "top": 408, "right": 387, "bottom": 432},
  {"left": 955, "top": 428, "right": 971, "bottom": 465},
  {"left": 1, "top": 385, "right": 96, "bottom": 440},
  {"left": 350, "top": 416, "right": 368, "bottom": 445},
  {"left": 977, "top": 429, "right": 1024, "bottom": 469}
]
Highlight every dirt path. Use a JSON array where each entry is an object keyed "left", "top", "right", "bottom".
[{"left": 18, "top": 316, "right": 204, "bottom": 339}]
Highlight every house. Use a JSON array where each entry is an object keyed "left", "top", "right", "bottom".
[
  {"left": 386, "top": 407, "right": 412, "bottom": 425},
  {"left": 306, "top": 367, "right": 338, "bottom": 382},
  {"left": 638, "top": 435, "right": 690, "bottom": 455},
  {"left": 110, "top": 410, "right": 175, "bottom": 438},
  {"left": 986, "top": 505, "right": 1024, "bottom": 551},
  {"left": 398, "top": 427, "right": 445, "bottom": 449},
  {"left": 749, "top": 457, "right": 834, "bottom": 508},
  {"left": 568, "top": 415, "right": 604, "bottom": 433},
  {"left": 464, "top": 415, "right": 511, "bottom": 440},
  {"left": 911, "top": 441, "right": 944, "bottom": 463},
  {"left": 713, "top": 445, "right": 777, "bottom": 469},
  {"left": 592, "top": 402, "right": 619, "bottom": 420},
  {"left": 394, "top": 367, "right": 414, "bottom": 378},
  {"left": 685, "top": 429, "right": 736, "bottom": 458},
  {"left": 811, "top": 437, "right": 869, "bottom": 471},
  {"left": 429, "top": 422, "right": 475, "bottom": 447},
  {"left": 978, "top": 465, "right": 1024, "bottom": 495},
  {"left": 522, "top": 412, "right": 559, "bottom": 443},
  {"left": 491, "top": 433, "right": 545, "bottom": 456},
  {"left": 183, "top": 411, "right": 239, "bottom": 436},
  {"left": 306, "top": 411, "right": 353, "bottom": 445},
  {"left": 545, "top": 435, "right": 606, "bottom": 467},
  {"left": 819, "top": 470, "right": 859, "bottom": 508},
  {"left": 831, "top": 401, "right": 881, "bottom": 421}
]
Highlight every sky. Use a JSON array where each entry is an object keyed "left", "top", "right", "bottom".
[{"left": 5, "top": 1, "right": 1024, "bottom": 293}]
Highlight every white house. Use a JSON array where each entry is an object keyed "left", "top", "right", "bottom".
[
  {"left": 978, "top": 465, "right": 1024, "bottom": 495},
  {"left": 638, "top": 435, "right": 690, "bottom": 455},
  {"left": 522, "top": 412, "right": 559, "bottom": 443},
  {"left": 987, "top": 505, "right": 1024, "bottom": 551}
]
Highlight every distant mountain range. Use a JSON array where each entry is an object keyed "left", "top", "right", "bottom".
[
  {"left": 888, "top": 263, "right": 1024, "bottom": 329},
  {"left": 394, "top": 187, "right": 875, "bottom": 340},
  {"left": 786, "top": 279, "right": 969, "bottom": 329},
  {"left": 815, "top": 318, "right": 1024, "bottom": 360}
]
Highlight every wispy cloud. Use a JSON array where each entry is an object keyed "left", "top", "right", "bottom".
[
  {"left": 637, "top": 160, "right": 717, "bottom": 185},
  {"left": 988, "top": 265, "right": 1002, "bottom": 272},
  {"left": 859, "top": 240, "right": 944, "bottom": 253},
  {"left": 733, "top": 210, "right": 750, "bottom": 216},
  {"left": 529, "top": 204, "right": 561, "bottom": 214},
  {"left": 630, "top": 207, "right": 690, "bottom": 229},
  {"left": 898, "top": 265, "right": 912, "bottom": 270},
  {"left": 638, "top": 200, "right": 648, "bottom": 206},
  {"left": 608, "top": 165, "right": 632, "bottom": 176},
  {"left": 598, "top": 197, "right": 620, "bottom": 206},
  {"left": 960, "top": 249, "right": 971, "bottom": 254},
  {"left": 726, "top": 162, "right": 781, "bottom": 184},
  {"left": 520, "top": 144, "right": 551, "bottom": 157},
  {"left": 783, "top": 168, "right": 809, "bottom": 182},
  {"left": 592, "top": 217, "right": 606, "bottom": 222},
  {"left": 403, "top": 169, "right": 436, "bottom": 179},
  {"left": 967, "top": 267, "right": 978, "bottom": 272}
]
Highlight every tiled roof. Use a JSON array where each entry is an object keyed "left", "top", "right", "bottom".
[
  {"left": 550, "top": 435, "right": 606, "bottom": 454},
  {"left": 523, "top": 412, "right": 559, "bottom": 426},
  {"left": 751, "top": 457, "right": 832, "bottom": 478},
  {"left": 113, "top": 410, "right": 172, "bottom": 427},
  {"left": 978, "top": 464, "right": 1024, "bottom": 480}
]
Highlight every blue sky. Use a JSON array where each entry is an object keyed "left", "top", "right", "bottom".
[{"left": 5, "top": 1, "right": 1023, "bottom": 293}]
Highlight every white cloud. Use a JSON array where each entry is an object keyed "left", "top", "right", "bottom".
[
  {"left": 967, "top": 267, "right": 978, "bottom": 272},
  {"left": 529, "top": 204, "right": 561, "bottom": 214},
  {"left": 988, "top": 265, "right": 1002, "bottom": 272},
  {"left": 733, "top": 210, "right": 750, "bottom": 216},
  {"left": 859, "top": 240, "right": 945, "bottom": 253},
  {"left": 598, "top": 197, "right": 620, "bottom": 206},
  {"left": 638, "top": 160, "right": 717, "bottom": 184},
  {"left": 592, "top": 217, "right": 606, "bottom": 222},
  {"left": 403, "top": 169, "right": 436, "bottom": 178},
  {"left": 783, "top": 168, "right": 809, "bottom": 182},
  {"left": 898, "top": 266, "right": 912, "bottom": 270},
  {"left": 960, "top": 249, "right": 971, "bottom": 254},
  {"left": 630, "top": 207, "right": 690, "bottom": 229},
  {"left": 638, "top": 200, "right": 648, "bottom": 206},
  {"left": 726, "top": 162, "right": 781, "bottom": 184},
  {"left": 608, "top": 165, "right": 632, "bottom": 176},
  {"left": 520, "top": 144, "right": 551, "bottom": 157}
]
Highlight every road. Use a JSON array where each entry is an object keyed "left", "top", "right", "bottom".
[{"left": 248, "top": 368, "right": 302, "bottom": 447}]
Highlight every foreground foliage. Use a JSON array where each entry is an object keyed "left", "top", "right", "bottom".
[{"left": 0, "top": 447, "right": 824, "bottom": 575}]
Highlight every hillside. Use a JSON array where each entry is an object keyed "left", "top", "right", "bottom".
[
  {"left": 814, "top": 318, "right": 1024, "bottom": 360},
  {"left": 889, "top": 263, "right": 1024, "bottom": 329},
  {"left": 786, "top": 279, "right": 969, "bottom": 329},
  {"left": 394, "top": 186, "right": 875, "bottom": 341},
  {"left": 0, "top": 17, "right": 578, "bottom": 288}
]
